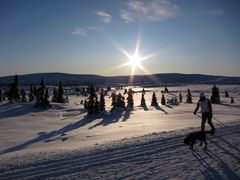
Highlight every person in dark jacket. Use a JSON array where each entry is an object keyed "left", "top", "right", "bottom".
[{"left": 194, "top": 92, "right": 215, "bottom": 135}]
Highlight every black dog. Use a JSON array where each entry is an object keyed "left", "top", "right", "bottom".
[{"left": 184, "top": 131, "right": 207, "bottom": 149}]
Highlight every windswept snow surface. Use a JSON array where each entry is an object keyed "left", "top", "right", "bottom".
[{"left": 0, "top": 84, "right": 239, "bottom": 179}]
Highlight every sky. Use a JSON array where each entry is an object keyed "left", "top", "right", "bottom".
[{"left": 0, "top": 0, "right": 240, "bottom": 77}]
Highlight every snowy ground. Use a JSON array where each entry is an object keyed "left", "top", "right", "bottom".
[{"left": 0, "top": 84, "right": 239, "bottom": 179}]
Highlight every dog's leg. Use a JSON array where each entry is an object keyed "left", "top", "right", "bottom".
[
  {"left": 190, "top": 140, "right": 194, "bottom": 150},
  {"left": 204, "top": 140, "right": 207, "bottom": 149}
]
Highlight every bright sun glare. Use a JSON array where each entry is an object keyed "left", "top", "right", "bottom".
[{"left": 128, "top": 53, "right": 142, "bottom": 68}]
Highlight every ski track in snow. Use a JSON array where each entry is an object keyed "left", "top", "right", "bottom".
[{"left": 0, "top": 121, "right": 239, "bottom": 180}]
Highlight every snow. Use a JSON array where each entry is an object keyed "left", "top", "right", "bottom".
[{"left": 0, "top": 84, "right": 239, "bottom": 179}]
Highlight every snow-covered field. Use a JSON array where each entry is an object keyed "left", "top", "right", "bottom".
[{"left": 0, "top": 84, "right": 239, "bottom": 179}]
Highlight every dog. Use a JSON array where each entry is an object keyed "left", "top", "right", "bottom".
[{"left": 184, "top": 131, "right": 207, "bottom": 149}]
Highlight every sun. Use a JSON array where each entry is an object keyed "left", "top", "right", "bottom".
[{"left": 128, "top": 53, "right": 142, "bottom": 68}]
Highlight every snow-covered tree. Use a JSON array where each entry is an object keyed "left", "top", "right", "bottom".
[
  {"left": 35, "top": 78, "right": 51, "bottom": 109},
  {"left": 110, "top": 92, "right": 117, "bottom": 112},
  {"left": 52, "top": 88, "right": 58, "bottom": 102},
  {"left": 116, "top": 93, "right": 125, "bottom": 109},
  {"left": 21, "top": 89, "right": 27, "bottom": 102},
  {"left": 86, "top": 85, "right": 99, "bottom": 115},
  {"left": 225, "top": 91, "right": 229, "bottom": 98},
  {"left": 99, "top": 91, "right": 106, "bottom": 112},
  {"left": 151, "top": 92, "right": 158, "bottom": 106},
  {"left": 57, "top": 81, "right": 64, "bottom": 103},
  {"left": 127, "top": 88, "right": 134, "bottom": 109},
  {"left": 179, "top": 92, "right": 182, "bottom": 103},
  {"left": 0, "top": 88, "right": 3, "bottom": 102},
  {"left": 186, "top": 88, "right": 192, "bottom": 103},
  {"left": 8, "top": 74, "right": 21, "bottom": 102},
  {"left": 29, "top": 85, "right": 35, "bottom": 102},
  {"left": 164, "top": 87, "right": 169, "bottom": 93},
  {"left": 140, "top": 93, "right": 146, "bottom": 107},
  {"left": 211, "top": 84, "right": 220, "bottom": 104},
  {"left": 161, "top": 94, "right": 166, "bottom": 105}
]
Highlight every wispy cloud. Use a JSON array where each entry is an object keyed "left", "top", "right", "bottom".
[
  {"left": 96, "top": 11, "right": 112, "bottom": 24},
  {"left": 199, "top": 8, "right": 224, "bottom": 16},
  {"left": 120, "top": 0, "right": 179, "bottom": 23},
  {"left": 71, "top": 26, "right": 98, "bottom": 37}
]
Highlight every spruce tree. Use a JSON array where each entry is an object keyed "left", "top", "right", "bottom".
[
  {"left": 210, "top": 84, "right": 220, "bottom": 104},
  {"left": 151, "top": 92, "right": 158, "bottom": 106},
  {"left": 186, "top": 88, "right": 192, "bottom": 103},
  {"left": 99, "top": 91, "right": 106, "bottom": 112},
  {"left": 0, "top": 88, "right": 3, "bottom": 102},
  {"left": 84, "top": 100, "right": 88, "bottom": 110},
  {"left": 52, "top": 88, "right": 58, "bottom": 102},
  {"left": 140, "top": 93, "right": 146, "bottom": 107},
  {"left": 35, "top": 78, "right": 51, "bottom": 109},
  {"left": 111, "top": 92, "right": 117, "bottom": 112},
  {"left": 29, "top": 85, "right": 35, "bottom": 102},
  {"left": 225, "top": 91, "right": 229, "bottom": 97},
  {"left": 161, "top": 94, "right": 166, "bottom": 105},
  {"left": 21, "top": 89, "right": 27, "bottom": 102},
  {"left": 93, "top": 95, "right": 100, "bottom": 114},
  {"left": 127, "top": 88, "right": 134, "bottom": 109},
  {"left": 3, "top": 89, "right": 6, "bottom": 101},
  {"left": 164, "top": 87, "right": 169, "bottom": 93},
  {"left": 57, "top": 81, "right": 64, "bottom": 103},
  {"left": 8, "top": 74, "right": 21, "bottom": 102},
  {"left": 86, "top": 85, "right": 99, "bottom": 115},
  {"left": 142, "top": 88, "right": 145, "bottom": 94},
  {"left": 116, "top": 93, "right": 125, "bottom": 109},
  {"left": 179, "top": 92, "right": 182, "bottom": 102},
  {"left": 33, "top": 85, "right": 37, "bottom": 97},
  {"left": 230, "top": 97, "right": 235, "bottom": 103}
]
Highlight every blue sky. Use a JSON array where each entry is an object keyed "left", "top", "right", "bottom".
[{"left": 0, "top": 0, "right": 240, "bottom": 77}]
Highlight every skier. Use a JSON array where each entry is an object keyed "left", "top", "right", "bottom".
[{"left": 194, "top": 92, "right": 215, "bottom": 135}]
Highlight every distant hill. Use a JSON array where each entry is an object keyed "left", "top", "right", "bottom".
[{"left": 0, "top": 72, "right": 239, "bottom": 86}]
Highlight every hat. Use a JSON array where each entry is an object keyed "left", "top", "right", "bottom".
[{"left": 200, "top": 92, "right": 205, "bottom": 98}]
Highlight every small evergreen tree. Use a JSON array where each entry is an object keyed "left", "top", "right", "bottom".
[
  {"left": 3, "top": 89, "right": 6, "bottom": 101},
  {"left": 21, "top": 88, "right": 27, "bottom": 102},
  {"left": 93, "top": 95, "right": 100, "bottom": 114},
  {"left": 164, "top": 87, "right": 169, "bottom": 93},
  {"left": 179, "top": 92, "right": 182, "bottom": 102},
  {"left": 230, "top": 97, "right": 235, "bottom": 103},
  {"left": 161, "top": 94, "right": 166, "bottom": 105},
  {"left": 8, "top": 74, "right": 21, "bottom": 102},
  {"left": 57, "top": 81, "right": 64, "bottom": 103},
  {"left": 225, "top": 90, "right": 229, "bottom": 97},
  {"left": 151, "top": 92, "right": 158, "bottom": 106},
  {"left": 0, "top": 88, "right": 3, "bottom": 102},
  {"left": 140, "top": 93, "right": 146, "bottom": 107},
  {"left": 116, "top": 93, "right": 125, "bottom": 109},
  {"left": 124, "top": 89, "right": 127, "bottom": 95},
  {"left": 142, "top": 88, "right": 145, "bottom": 94},
  {"left": 211, "top": 84, "right": 220, "bottom": 104},
  {"left": 186, "top": 88, "right": 192, "bottom": 103},
  {"left": 99, "top": 91, "right": 106, "bottom": 112},
  {"left": 52, "top": 88, "right": 58, "bottom": 102},
  {"left": 110, "top": 92, "right": 117, "bottom": 111},
  {"left": 127, "top": 88, "right": 134, "bottom": 109},
  {"left": 84, "top": 100, "right": 88, "bottom": 109},
  {"left": 33, "top": 85, "right": 37, "bottom": 97},
  {"left": 35, "top": 78, "right": 51, "bottom": 109},
  {"left": 86, "top": 85, "right": 99, "bottom": 115},
  {"left": 29, "top": 85, "right": 35, "bottom": 102}
]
